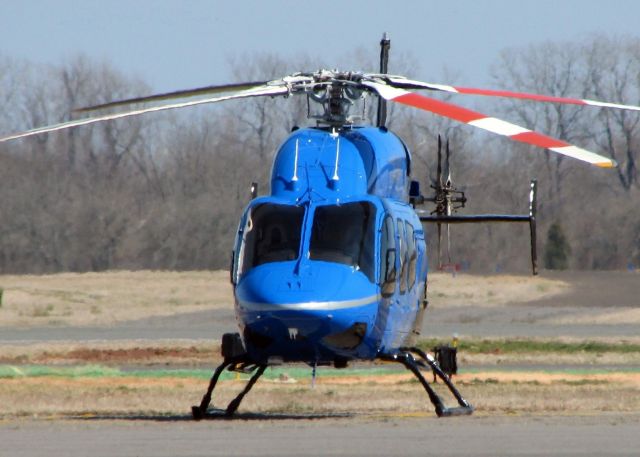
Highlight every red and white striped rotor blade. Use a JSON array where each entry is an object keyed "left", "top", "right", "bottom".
[
  {"left": 384, "top": 76, "right": 640, "bottom": 112},
  {"left": 365, "top": 81, "right": 616, "bottom": 168},
  {"left": 0, "top": 84, "right": 289, "bottom": 143}
]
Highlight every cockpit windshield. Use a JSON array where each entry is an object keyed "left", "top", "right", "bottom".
[
  {"left": 239, "top": 203, "right": 304, "bottom": 275},
  {"left": 309, "top": 202, "right": 376, "bottom": 282}
]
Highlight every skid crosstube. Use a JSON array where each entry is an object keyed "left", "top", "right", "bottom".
[{"left": 382, "top": 347, "right": 474, "bottom": 417}]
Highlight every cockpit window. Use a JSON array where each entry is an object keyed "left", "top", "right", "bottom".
[
  {"left": 239, "top": 203, "right": 304, "bottom": 275},
  {"left": 309, "top": 202, "right": 376, "bottom": 282}
]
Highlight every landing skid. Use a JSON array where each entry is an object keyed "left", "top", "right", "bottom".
[
  {"left": 192, "top": 358, "right": 267, "bottom": 420},
  {"left": 192, "top": 336, "right": 472, "bottom": 419},
  {"left": 382, "top": 346, "right": 474, "bottom": 417}
]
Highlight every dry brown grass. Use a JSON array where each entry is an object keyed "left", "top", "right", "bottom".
[
  {"left": 4, "top": 339, "right": 640, "bottom": 367},
  {"left": 426, "top": 273, "right": 568, "bottom": 309},
  {"left": 543, "top": 308, "right": 640, "bottom": 325},
  {"left": 1, "top": 270, "right": 635, "bottom": 422},
  {"left": 459, "top": 351, "right": 640, "bottom": 366},
  {"left": 0, "top": 271, "right": 567, "bottom": 328},
  {"left": 1, "top": 371, "right": 638, "bottom": 419},
  {"left": 0, "top": 340, "right": 220, "bottom": 366},
  {"left": 0, "top": 270, "right": 232, "bottom": 327}
]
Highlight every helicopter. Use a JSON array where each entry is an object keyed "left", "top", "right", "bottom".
[{"left": 1, "top": 35, "right": 635, "bottom": 418}]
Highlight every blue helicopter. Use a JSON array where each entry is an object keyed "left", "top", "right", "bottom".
[{"left": 1, "top": 37, "right": 633, "bottom": 418}]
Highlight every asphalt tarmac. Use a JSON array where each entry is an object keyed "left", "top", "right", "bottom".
[{"left": 2, "top": 414, "right": 639, "bottom": 457}]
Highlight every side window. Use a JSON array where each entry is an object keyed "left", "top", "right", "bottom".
[
  {"left": 406, "top": 222, "right": 417, "bottom": 291},
  {"left": 380, "top": 216, "right": 396, "bottom": 296},
  {"left": 398, "top": 219, "right": 408, "bottom": 295}
]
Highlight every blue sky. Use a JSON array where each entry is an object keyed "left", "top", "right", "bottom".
[{"left": 2, "top": 0, "right": 639, "bottom": 92}]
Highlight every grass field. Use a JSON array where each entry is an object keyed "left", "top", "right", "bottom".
[
  {"left": 1, "top": 337, "right": 639, "bottom": 419},
  {"left": 2, "top": 338, "right": 640, "bottom": 367},
  {"left": 1, "top": 270, "right": 638, "bottom": 421},
  {"left": 1, "top": 364, "right": 638, "bottom": 419},
  {"left": 0, "top": 271, "right": 567, "bottom": 327},
  {"left": 0, "top": 270, "right": 232, "bottom": 327}
]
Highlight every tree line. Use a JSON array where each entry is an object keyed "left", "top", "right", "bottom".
[{"left": 0, "top": 35, "right": 638, "bottom": 274}]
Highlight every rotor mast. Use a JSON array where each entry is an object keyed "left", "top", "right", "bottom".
[{"left": 377, "top": 33, "right": 391, "bottom": 128}]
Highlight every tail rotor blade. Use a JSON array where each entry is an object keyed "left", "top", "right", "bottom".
[
  {"left": 437, "top": 222, "right": 443, "bottom": 269},
  {"left": 446, "top": 223, "right": 452, "bottom": 265},
  {"left": 436, "top": 135, "right": 443, "bottom": 186},
  {"left": 445, "top": 138, "right": 451, "bottom": 187}
]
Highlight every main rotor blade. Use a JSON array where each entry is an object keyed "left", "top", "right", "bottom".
[
  {"left": 0, "top": 84, "right": 288, "bottom": 143},
  {"left": 384, "top": 76, "right": 640, "bottom": 112},
  {"left": 75, "top": 81, "right": 270, "bottom": 113},
  {"left": 364, "top": 81, "right": 617, "bottom": 168}
]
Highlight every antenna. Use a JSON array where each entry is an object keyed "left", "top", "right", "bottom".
[
  {"left": 376, "top": 33, "right": 391, "bottom": 128},
  {"left": 292, "top": 139, "right": 299, "bottom": 182},
  {"left": 332, "top": 137, "right": 341, "bottom": 181}
]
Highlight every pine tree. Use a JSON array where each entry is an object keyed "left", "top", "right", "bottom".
[{"left": 544, "top": 222, "right": 571, "bottom": 270}]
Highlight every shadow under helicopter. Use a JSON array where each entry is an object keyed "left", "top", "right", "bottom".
[{"left": 69, "top": 410, "right": 355, "bottom": 422}]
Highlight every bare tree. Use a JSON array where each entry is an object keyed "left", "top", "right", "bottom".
[
  {"left": 487, "top": 36, "right": 640, "bottom": 269},
  {"left": 585, "top": 35, "right": 640, "bottom": 191},
  {"left": 2, "top": 42, "right": 638, "bottom": 274},
  {"left": 491, "top": 41, "right": 595, "bottom": 199}
]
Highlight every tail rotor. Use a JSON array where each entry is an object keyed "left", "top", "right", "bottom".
[{"left": 428, "top": 136, "right": 466, "bottom": 270}]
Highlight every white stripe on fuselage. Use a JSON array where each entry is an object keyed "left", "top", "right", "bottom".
[{"left": 237, "top": 294, "right": 381, "bottom": 312}]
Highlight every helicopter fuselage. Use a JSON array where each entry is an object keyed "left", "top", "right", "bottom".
[{"left": 231, "top": 126, "right": 428, "bottom": 366}]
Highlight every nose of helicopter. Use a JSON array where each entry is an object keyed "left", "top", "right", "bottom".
[{"left": 234, "top": 261, "right": 380, "bottom": 362}]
